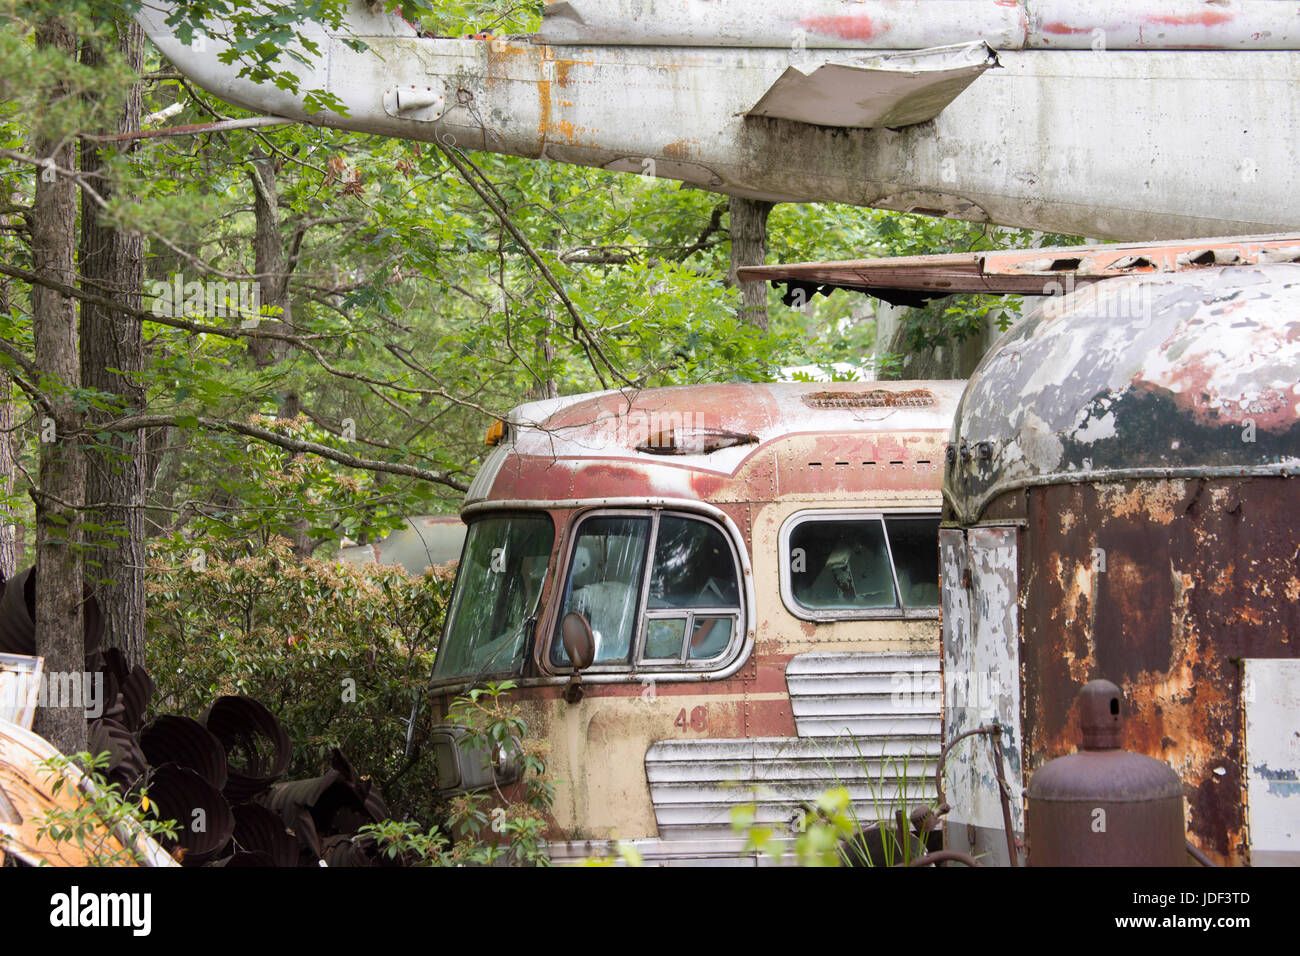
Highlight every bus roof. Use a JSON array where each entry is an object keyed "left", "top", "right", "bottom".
[
  {"left": 945, "top": 263, "right": 1300, "bottom": 522},
  {"left": 465, "top": 381, "right": 964, "bottom": 509}
]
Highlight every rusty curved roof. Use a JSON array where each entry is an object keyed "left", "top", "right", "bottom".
[
  {"left": 740, "top": 235, "right": 1300, "bottom": 307},
  {"left": 945, "top": 264, "right": 1300, "bottom": 521},
  {"left": 466, "top": 381, "right": 965, "bottom": 507}
]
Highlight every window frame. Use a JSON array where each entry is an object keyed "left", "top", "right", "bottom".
[
  {"left": 545, "top": 508, "right": 747, "bottom": 676},
  {"left": 778, "top": 508, "right": 942, "bottom": 622},
  {"left": 433, "top": 510, "right": 557, "bottom": 683}
]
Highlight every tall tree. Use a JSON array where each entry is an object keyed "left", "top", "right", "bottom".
[
  {"left": 248, "top": 149, "right": 293, "bottom": 370},
  {"left": 727, "top": 196, "right": 774, "bottom": 331},
  {"left": 0, "top": 265, "right": 17, "bottom": 581},
  {"left": 0, "top": 343, "right": 14, "bottom": 583},
  {"left": 79, "top": 15, "right": 148, "bottom": 667},
  {"left": 31, "top": 13, "right": 87, "bottom": 754}
]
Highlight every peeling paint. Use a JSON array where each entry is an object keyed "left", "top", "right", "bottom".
[
  {"left": 947, "top": 265, "right": 1300, "bottom": 524},
  {"left": 943, "top": 262, "right": 1300, "bottom": 865},
  {"left": 138, "top": 4, "right": 1300, "bottom": 241}
]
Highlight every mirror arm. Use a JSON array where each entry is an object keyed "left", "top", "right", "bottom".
[{"left": 563, "top": 670, "right": 585, "bottom": 704}]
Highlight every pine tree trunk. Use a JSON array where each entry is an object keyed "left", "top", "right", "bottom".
[
  {"left": 0, "top": 359, "right": 15, "bottom": 584},
  {"left": 79, "top": 19, "right": 147, "bottom": 668},
  {"left": 31, "top": 16, "right": 88, "bottom": 754},
  {"left": 726, "top": 197, "right": 774, "bottom": 331}
]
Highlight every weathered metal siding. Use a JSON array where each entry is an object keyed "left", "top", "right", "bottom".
[
  {"left": 944, "top": 262, "right": 1300, "bottom": 865},
  {"left": 645, "top": 736, "right": 936, "bottom": 837},
  {"left": 785, "top": 650, "right": 940, "bottom": 740},
  {"left": 1016, "top": 477, "right": 1300, "bottom": 865},
  {"left": 539, "top": 1, "right": 1300, "bottom": 51},
  {"left": 472, "top": 382, "right": 961, "bottom": 507},
  {"left": 741, "top": 235, "right": 1300, "bottom": 301},
  {"left": 513, "top": 643, "right": 942, "bottom": 845},
  {"left": 941, "top": 526, "right": 1023, "bottom": 866},
  {"left": 641, "top": 651, "right": 938, "bottom": 842},
  {"left": 137, "top": 4, "right": 1300, "bottom": 238},
  {"left": 1243, "top": 659, "right": 1300, "bottom": 866}
]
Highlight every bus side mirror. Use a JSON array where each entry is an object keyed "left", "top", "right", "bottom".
[{"left": 561, "top": 612, "right": 596, "bottom": 704}]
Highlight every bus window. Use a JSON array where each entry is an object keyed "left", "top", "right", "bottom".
[
  {"left": 642, "top": 516, "right": 741, "bottom": 665},
  {"left": 435, "top": 514, "right": 554, "bottom": 681},
  {"left": 885, "top": 515, "right": 941, "bottom": 608},
  {"left": 781, "top": 511, "right": 940, "bottom": 620},
  {"left": 552, "top": 512, "right": 743, "bottom": 670},
  {"left": 557, "top": 515, "right": 651, "bottom": 664}
]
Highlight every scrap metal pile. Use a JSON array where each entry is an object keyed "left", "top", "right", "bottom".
[{"left": 1, "top": 567, "right": 394, "bottom": 867}]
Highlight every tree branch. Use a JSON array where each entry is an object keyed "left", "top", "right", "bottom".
[
  {"left": 103, "top": 414, "right": 469, "bottom": 492},
  {"left": 0, "top": 260, "right": 506, "bottom": 412},
  {"left": 436, "top": 142, "right": 631, "bottom": 387}
]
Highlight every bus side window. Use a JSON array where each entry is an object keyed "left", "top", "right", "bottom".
[
  {"left": 781, "top": 512, "right": 940, "bottom": 620},
  {"left": 885, "top": 515, "right": 941, "bottom": 608}
]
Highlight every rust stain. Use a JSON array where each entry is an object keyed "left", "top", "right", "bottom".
[
  {"left": 553, "top": 58, "right": 582, "bottom": 88},
  {"left": 1020, "top": 477, "right": 1299, "bottom": 865},
  {"left": 662, "top": 139, "right": 698, "bottom": 161},
  {"left": 1094, "top": 479, "right": 1188, "bottom": 524},
  {"left": 537, "top": 76, "right": 551, "bottom": 139}
]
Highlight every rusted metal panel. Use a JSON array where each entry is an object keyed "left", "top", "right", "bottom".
[
  {"left": 741, "top": 234, "right": 1300, "bottom": 305},
  {"left": 539, "top": 1, "right": 1300, "bottom": 51},
  {"left": 1025, "top": 680, "right": 1186, "bottom": 866},
  {"left": 1243, "top": 659, "right": 1300, "bottom": 866},
  {"left": 947, "top": 264, "right": 1300, "bottom": 525},
  {"left": 746, "top": 41, "right": 998, "bottom": 128},
  {"left": 942, "top": 526, "right": 1023, "bottom": 865},
  {"left": 938, "top": 259, "right": 1300, "bottom": 864},
  {"left": 1015, "top": 477, "right": 1299, "bottom": 865}
]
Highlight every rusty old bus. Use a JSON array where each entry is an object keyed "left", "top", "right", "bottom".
[
  {"left": 941, "top": 257, "right": 1300, "bottom": 867},
  {"left": 426, "top": 381, "right": 962, "bottom": 863},
  {"left": 746, "top": 236, "right": 1300, "bottom": 867}
]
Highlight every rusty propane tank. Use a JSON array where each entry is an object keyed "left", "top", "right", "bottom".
[{"left": 1026, "top": 680, "right": 1185, "bottom": 866}]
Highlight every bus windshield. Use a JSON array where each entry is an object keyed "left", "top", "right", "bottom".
[{"left": 435, "top": 514, "right": 554, "bottom": 682}]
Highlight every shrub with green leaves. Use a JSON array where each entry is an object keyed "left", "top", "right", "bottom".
[{"left": 146, "top": 534, "right": 453, "bottom": 823}]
